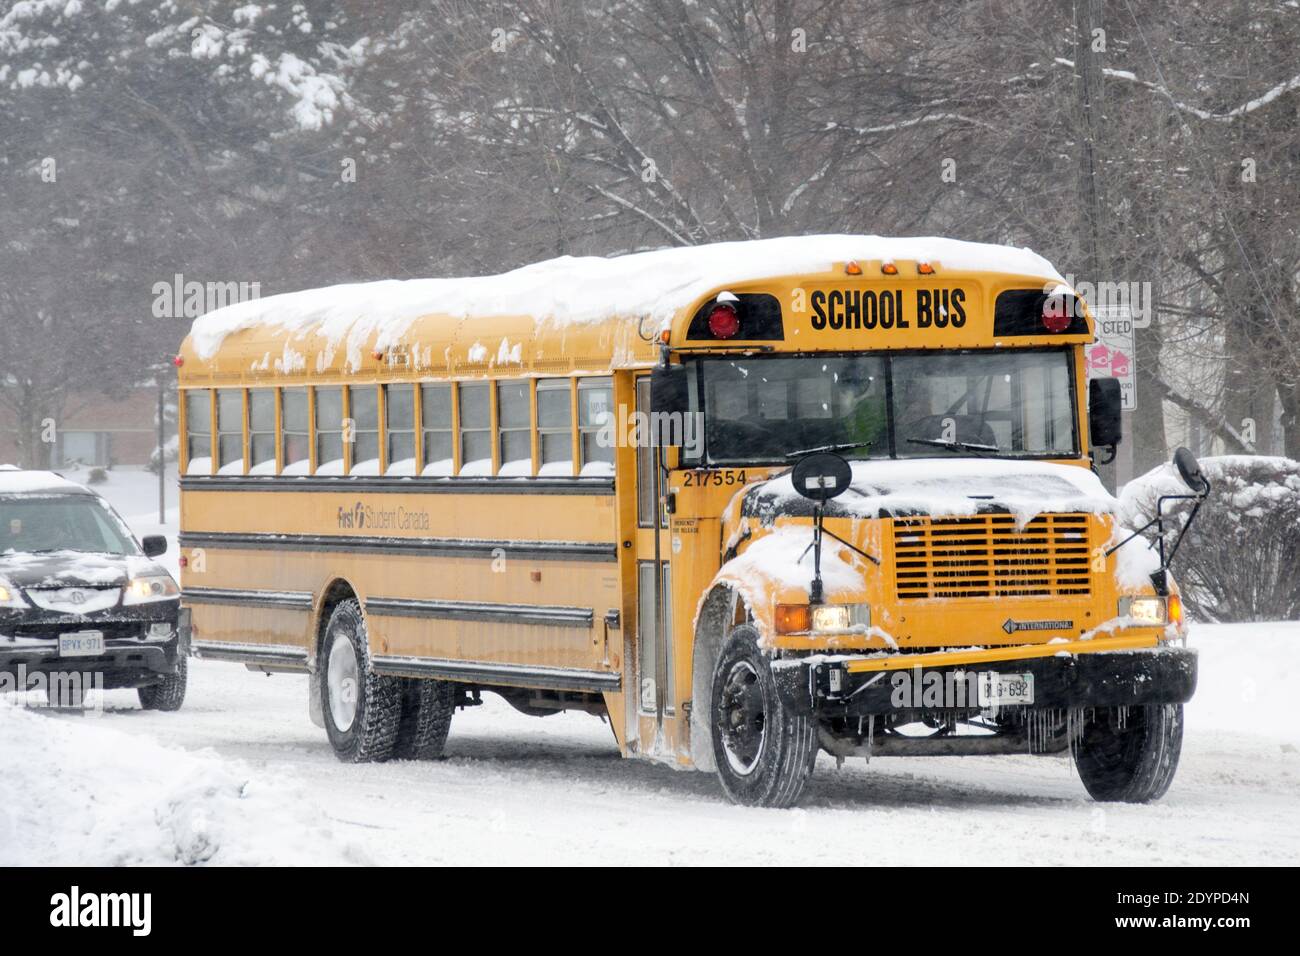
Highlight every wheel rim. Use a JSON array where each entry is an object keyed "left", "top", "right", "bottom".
[
  {"left": 327, "top": 631, "right": 360, "bottom": 732},
  {"left": 718, "top": 660, "right": 767, "bottom": 776}
]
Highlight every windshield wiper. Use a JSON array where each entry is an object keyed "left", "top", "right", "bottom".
[
  {"left": 784, "top": 440, "right": 873, "bottom": 459},
  {"left": 905, "top": 436, "right": 1001, "bottom": 456}
]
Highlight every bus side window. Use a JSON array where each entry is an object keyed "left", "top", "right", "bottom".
[
  {"left": 348, "top": 386, "right": 381, "bottom": 475},
  {"left": 497, "top": 380, "right": 532, "bottom": 476},
  {"left": 537, "top": 380, "right": 573, "bottom": 477},
  {"left": 315, "top": 387, "right": 345, "bottom": 475},
  {"left": 281, "top": 389, "right": 310, "bottom": 475},
  {"left": 421, "top": 384, "right": 453, "bottom": 476},
  {"left": 578, "top": 377, "right": 613, "bottom": 477},
  {"left": 248, "top": 390, "right": 277, "bottom": 475},
  {"left": 458, "top": 383, "right": 492, "bottom": 476},
  {"left": 184, "top": 390, "right": 213, "bottom": 475},
  {"left": 216, "top": 389, "right": 245, "bottom": 475},
  {"left": 385, "top": 384, "right": 416, "bottom": 476}
]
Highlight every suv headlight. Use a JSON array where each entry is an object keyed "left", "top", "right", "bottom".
[
  {"left": 0, "top": 577, "right": 26, "bottom": 609},
  {"left": 1120, "top": 595, "right": 1166, "bottom": 625},
  {"left": 123, "top": 573, "right": 180, "bottom": 605}
]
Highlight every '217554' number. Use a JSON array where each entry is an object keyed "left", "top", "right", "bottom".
[{"left": 681, "top": 470, "right": 747, "bottom": 487}]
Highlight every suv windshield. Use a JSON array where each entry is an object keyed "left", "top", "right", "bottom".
[
  {"left": 691, "top": 349, "right": 1077, "bottom": 465},
  {"left": 0, "top": 495, "right": 140, "bottom": 556}
]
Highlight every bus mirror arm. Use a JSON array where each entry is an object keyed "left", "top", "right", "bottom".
[
  {"left": 788, "top": 452, "right": 854, "bottom": 605},
  {"left": 1105, "top": 447, "right": 1210, "bottom": 597},
  {"left": 808, "top": 503, "right": 826, "bottom": 605}
]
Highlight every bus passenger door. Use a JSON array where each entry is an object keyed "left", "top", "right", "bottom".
[{"left": 632, "top": 375, "right": 676, "bottom": 755}]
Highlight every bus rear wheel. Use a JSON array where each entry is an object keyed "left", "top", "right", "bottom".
[
  {"left": 319, "top": 598, "right": 401, "bottom": 763},
  {"left": 709, "top": 626, "right": 817, "bottom": 808},
  {"left": 392, "top": 678, "right": 455, "bottom": 760},
  {"left": 1073, "top": 703, "right": 1183, "bottom": 803}
]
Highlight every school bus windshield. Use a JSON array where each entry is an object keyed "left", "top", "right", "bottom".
[{"left": 691, "top": 348, "right": 1078, "bottom": 465}]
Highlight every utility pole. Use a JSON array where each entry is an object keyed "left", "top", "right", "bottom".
[
  {"left": 1072, "top": 0, "right": 1129, "bottom": 490},
  {"left": 150, "top": 362, "right": 171, "bottom": 525},
  {"left": 157, "top": 375, "right": 166, "bottom": 525}
]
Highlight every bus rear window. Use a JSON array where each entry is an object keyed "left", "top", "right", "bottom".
[
  {"left": 385, "top": 384, "right": 416, "bottom": 476},
  {"left": 348, "top": 386, "right": 380, "bottom": 475},
  {"left": 184, "top": 390, "right": 212, "bottom": 475},
  {"left": 281, "top": 389, "right": 310, "bottom": 475},
  {"left": 421, "top": 384, "right": 453, "bottom": 476},
  {"left": 315, "top": 387, "right": 344, "bottom": 475},
  {"left": 249, "top": 390, "right": 276, "bottom": 475},
  {"left": 458, "top": 383, "right": 492, "bottom": 476},
  {"left": 216, "top": 390, "right": 245, "bottom": 475}
]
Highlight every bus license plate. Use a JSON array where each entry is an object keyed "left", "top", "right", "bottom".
[
  {"left": 978, "top": 671, "right": 1034, "bottom": 706},
  {"left": 59, "top": 631, "right": 105, "bottom": 658}
]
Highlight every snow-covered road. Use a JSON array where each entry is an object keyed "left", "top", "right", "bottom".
[{"left": 3, "top": 623, "right": 1297, "bottom": 866}]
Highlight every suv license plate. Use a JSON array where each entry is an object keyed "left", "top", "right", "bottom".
[{"left": 58, "top": 631, "right": 105, "bottom": 657}]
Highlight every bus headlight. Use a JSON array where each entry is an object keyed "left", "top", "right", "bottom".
[
  {"left": 811, "top": 605, "right": 850, "bottom": 632},
  {"left": 1120, "top": 596, "right": 1166, "bottom": 625},
  {"left": 123, "top": 573, "right": 180, "bottom": 605}
]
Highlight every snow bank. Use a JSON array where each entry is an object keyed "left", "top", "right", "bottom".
[
  {"left": 1187, "top": 621, "right": 1300, "bottom": 745},
  {"left": 1120, "top": 455, "right": 1300, "bottom": 526},
  {"left": 1119, "top": 456, "right": 1300, "bottom": 621},
  {"left": 759, "top": 458, "right": 1113, "bottom": 528},
  {"left": 0, "top": 700, "right": 367, "bottom": 866},
  {"left": 188, "top": 235, "right": 1064, "bottom": 361}
]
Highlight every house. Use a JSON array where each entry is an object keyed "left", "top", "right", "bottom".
[{"left": 0, "top": 385, "right": 169, "bottom": 468}]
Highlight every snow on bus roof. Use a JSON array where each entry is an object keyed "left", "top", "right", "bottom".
[{"left": 188, "top": 235, "right": 1064, "bottom": 361}]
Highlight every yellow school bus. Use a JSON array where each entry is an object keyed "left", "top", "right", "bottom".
[{"left": 175, "top": 236, "right": 1204, "bottom": 806}]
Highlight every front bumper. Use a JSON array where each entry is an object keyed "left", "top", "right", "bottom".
[
  {"left": 0, "top": 604, "right": 183, "bottom": 689},
  {"left": 774, "top": 644, "right": 1198, "bottom": 717}
]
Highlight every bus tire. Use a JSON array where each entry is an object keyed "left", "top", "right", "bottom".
[
  {"left": 1073, "top": 703, "right": 1183, "bottom": 803},
  {"left": 138, "top": 657, "right": 188, "bottom": 712},
  {"left": 709, "top": 626, "right": 817, "bottom": 808},
  {"left": 392, "top": 678, "right": 455, "bottom": 760},
  {"left": 320, "top": 598, "right": 400, "bottom": 763}
]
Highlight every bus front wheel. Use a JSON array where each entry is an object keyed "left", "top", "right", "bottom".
[
  {"left": 319, "top": 598, "right": 401, "bottom": 763},
  {"left": 709, "top": 626, "right": 817, "bottom": 808},
  {"left": 1073, "top": 703, "right": 1183, "bottom": 802}
]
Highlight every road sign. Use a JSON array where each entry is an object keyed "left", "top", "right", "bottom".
[{"left": 1086, "top": 306, "right": 1136, "bottom": 410}]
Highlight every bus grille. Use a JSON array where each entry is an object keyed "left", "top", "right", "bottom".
[{"left": 892, "top": 513, "right": 1093, "bottom": 600}]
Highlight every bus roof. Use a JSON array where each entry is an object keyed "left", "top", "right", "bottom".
[{"left": 180, "top": 235, "right": 1067, "bottom": 382}]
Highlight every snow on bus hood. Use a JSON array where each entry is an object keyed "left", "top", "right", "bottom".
[
  {"left": 750, "top": 458, "right": 1115, "bottom": 529},
  {"left": 187, "top": 235, "right": 1063, "bottom": 365}
]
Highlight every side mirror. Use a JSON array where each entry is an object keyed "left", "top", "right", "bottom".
[
  {"left": 650, "top": 364, "right": 690, "bottom": 419},
  {"left": 790, "top": 452, "right": 852, "bottom": 502},
  {"left": 1088, "top": 377, "right": 1123, "bottom": 449},
  {"left": 141, "top": 535, "right": 168, "bottom": 558},
  {"left": 1173, "top": 446, "right": 1208, "bottom": 494}
]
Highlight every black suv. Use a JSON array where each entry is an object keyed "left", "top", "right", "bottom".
[{"left": 0, "top": 469, "right": 187, "bottom": 709}]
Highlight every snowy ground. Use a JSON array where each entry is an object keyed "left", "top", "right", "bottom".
[{"left": 0, "top": 468, "right": 1296, "bottom": 866}]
